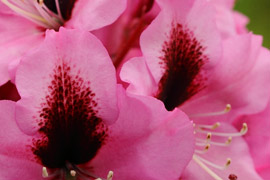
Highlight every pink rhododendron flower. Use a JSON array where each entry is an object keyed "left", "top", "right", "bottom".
[
  {"left": 120, "top": 0, "right": 270, "bottom": 178},
  {"left": 121, "top": 0, "right": 270, "bottom": 121},
  {"left": 0, "top": 0, "right": 127, "bottom": 85},
  {"left": 0, "top": 28, "right": 195, "bottom": 179}
]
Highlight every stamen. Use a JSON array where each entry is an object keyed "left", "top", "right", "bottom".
[
  {"left": 195, "top": 144, "right": 210, "bottom": 154},
  {"left": 70, "top": 170, "right": 76, "bottom": 177},
  {"left": 195, "top": 123, "right": 248, "bottom": 137},
  {"left": 42, "top": 167, "right": 49, "bottom": 178},
  {"left": 190, "top": 104, "right": 231, "bottom": 118},
  {"left": 55, "top": 0, "right": 64, "bottom": 20},
  {"left": 107, "top": 171, "right": 113, "bottom": 180},
  {"left": 1, "top": 0, "right": 50, "bottom": 27},
  {"left": 196, "top": 155, "right": 231, "bottom": 170},
  {"left": 94, "top": 171, "right": 114, "bottom": 180},
  {"left": 38, "top": 0, "right": 44, "bottom": 5},
  {"left": 196, "top": 136, "right": 232, "bottom": 147},
  {"left": 195, "top": 122, "right": 220, "bottom": 130},
  {"left": 33, "top": 2, "right": 62, "bottom": 28},
  {"left": 193, "top": 155, "right": 223, "bottom": 180}
]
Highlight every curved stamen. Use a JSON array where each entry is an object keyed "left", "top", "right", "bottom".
[
  {"left": 194, "top": 122, "right": 220, "bottom": 130},
  {"left": 195, "top": 144, "right": 210, "bottom": 154},
  {"left": 195, "top": 123, "right": 248, "bottom": 137},
  {"left": 190, "top": 104, "right": 231, "bottom": 118},
  {"left": 1, "top": 0, "right": 50, "bottom": 27},
  {"left": 55, "top": 0, "right": 64, "bottom": 20},
  {"left": 70, "top": 170, "right": 76, "bottom": 177},
  {"left": 196, "top": 136, "right": 232, "bottom": 147},
  {"left": 42, "top": 166, "right": 60, "bottom": 178},
  {"left": 42, "top": 167, "right": 48, "bottom": 178},
  {"left": 196, "top": 155, "right": 231, "bottom": 170},
  {"left": 33, "top": 2, "right": 62, "bottom": 28}
]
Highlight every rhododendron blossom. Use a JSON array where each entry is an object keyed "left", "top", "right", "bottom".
[
  {"left": 0, "top": 28, "right": 194, "bottom": 180},
  {"left": 120, "top": 0, "right": 270, "bottom": 179},
  {"left": 0, "top": 0, "right": 127, "bottom": 85},
  {"left": 0, "top": 0, "right": 269, "bottom": 179}
]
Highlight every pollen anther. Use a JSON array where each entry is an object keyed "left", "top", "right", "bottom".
[
  {"left": 70, "top": 170, "right": 76, "bottom": 177},
  {"left": 42, "top": 167, "right": 49, "bottom": 178},
  {"left": 190, "top": 104, "right": 232, "bottom": 118}
]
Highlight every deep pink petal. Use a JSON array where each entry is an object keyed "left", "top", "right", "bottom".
[
  {"left": 16, "top": 28, "right": 118, "bottom": 135},
  {"left": 66, "top": 0, "right": 127, "bottom": 31},
  {"left": 0, "top": 101, "right": 42, "bottom": 180},
  {"left": 90, "top": 90, "right": 195, "bottom": 180}
]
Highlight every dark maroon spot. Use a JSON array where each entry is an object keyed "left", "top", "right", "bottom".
[
  {"left": 0, "top": 81, "right": 20, "bottom": 101},
  {"left": 32, "top": 63, "right": 107, "bottom": 169},
  {"left": 228, "top": 174, "right": 238, "bottom": 180},
  {"left": 156, "top": 23, "right": 208, "bottom": 111},
  {"left": 39, "top": 0, "right": 77, "bottom": 20}
]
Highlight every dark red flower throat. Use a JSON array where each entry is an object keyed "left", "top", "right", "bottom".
[
  {"left": 31, "top": 63, "right": 107, "bottom": 169},
  {"left": 156, "top": 23, "right": 208, "bottom": 111}
]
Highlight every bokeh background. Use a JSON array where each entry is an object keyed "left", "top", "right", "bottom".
[{"left": 235, "top": 0, "right": 270, "bottom": 47}]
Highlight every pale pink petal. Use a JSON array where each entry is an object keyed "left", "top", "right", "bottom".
[
  {"left": 0, "top": 101, "right": 43, "bottom": 180},
  {"left": 66, "top": 0, "right": 127, "bottom": 31},
  {"left": 90, "top": 90, "right": 195, "bottom": 179},
  {"left": 0, "top": 13, "right": 43, "bottom": 85},
  {"left": 182, "top": 123, "right": 262, "bottom": 180},
  {"left": 182, "top": 34, "right": 270, "bottom": 122},
  {"left": 233, "top": 12, "right": 249, "bottom": 34},
  {"left": 234, "top": 101, "right": 270, "bottom": 179},
  {"left": 16, "top": 28, "right": 118, "bottom": 135}
]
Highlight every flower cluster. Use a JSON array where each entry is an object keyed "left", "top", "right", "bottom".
[{"left": 0, "top": 0, "right": 269, "bottom": 180}]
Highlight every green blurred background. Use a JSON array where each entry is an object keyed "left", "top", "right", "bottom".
[{"left": 235, "top": 0, "right": 270, "bottom": 47}]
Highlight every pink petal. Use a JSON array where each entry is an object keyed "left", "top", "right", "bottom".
[
  {"left": 90, "top": 90, "right": 195, "bottom": 179},
  {"left": 16, "top": 28, "right": 118, "bottom": 135},
  {"left": 234, "top": 101, "right": 270, "bottom": 179},
  {"left": 0, "top": 101, "right": 42, "bottom": 180},
  {"left": 0, "top": 13, "right": 43, "bottom": 85},
  {"left": 66, "top": 0, "right": 127, "bottom": 31},
  {"left": 120, "top": 57, "right": 157, "bottom": 96},
  {"left": 182, "top": 123, "right": 262, "bottom": 180}
]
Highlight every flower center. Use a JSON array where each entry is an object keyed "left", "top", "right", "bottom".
[
  {"left": 192, "top": 111, "right": 248, "bottom": 180},
  {"left": 31, "top": 63, "right": 107, "bottom": 169},
  {"left": 1, "top": 0, "right": 76, "bottom": 30},
  {"left": 156, "top": 22, "right": 208, "bottom": 111}
]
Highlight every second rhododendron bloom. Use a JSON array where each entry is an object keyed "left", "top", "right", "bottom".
[
  {"left": 0, "top": 0, "right": 127, "bottom": 85},
  {"left": 0, "top": 28, "right": 195, "bottom": 180},
  {"left": 120, "top": 0, "right": 270, "bottom": 179}
]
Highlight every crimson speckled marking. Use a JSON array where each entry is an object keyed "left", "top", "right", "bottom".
[
  {"left": 31, "top": 63, "right": 107, "bottom": 169},
  {"left": 156, "top": 23, "right": 208, "bottom": 111}
]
